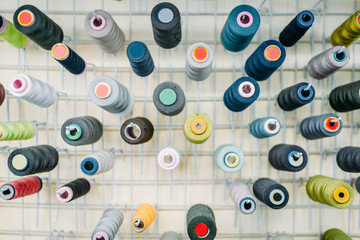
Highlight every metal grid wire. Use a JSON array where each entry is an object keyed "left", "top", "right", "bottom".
[{"left": 0, "top": 0, "right": 360, "bottom": 239}]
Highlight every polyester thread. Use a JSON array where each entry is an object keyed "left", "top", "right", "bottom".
[
  {"left": 183, "top": 113, "right": 213, "bottom": 144},
  {"left": 186, "top": 42, "right": 213, "bottom": 81},
  {"left": 277, "top": 82, "right": 315, "bottom": 111},
  {"left": 153, "top": 81, "right": 186, "bottom": 116},
  {"left": 214, "top": 144, "right": 244, "bottom": 173},
  {"left": 157, "top": 146, "right": 182, "bottom": 170},
  {"left": 0, "top": 121, "right": 34, "bottom": 141},
  {"left": 186, "top": 204, "right": 217, "bottom": 240},
  {"left": 120, "top": 117, "right": 154, "bottom": 145},
  {"left": 322, "top": 228, "right": 351, "bottom": 240},
  {"left": 56, "top": 178, "right": 91, "bottom": 203},
  {"left": 0, "top": 176, "right": 42, "bottom": 200},
  {"left": 0, "top": 15, "right": 28, "bottom": 48},
  {"left": 330, "top": 10, "right": 360, "bottom": 47},
  {"left": 250, "top": 117, "right": 281, "bottom": 138},
  {"left": 91, "top": 208, "right": 123, "bottom": 240},
  {"left": 253, "top": 178, "right": 289, "bottom": 210},
  {"left": 299, "top": 113, "right": 342, "bottom": 140},
  {"left": 52, "top": 43, "right": 86, "bottom": 75},
  {"left": 329, "top": 80, "right": 360, "bottom": 112},
  {"left": 131, "top": 204, "right": 156, "bottom": 233},
  {"left": 81, "top": 151, "right": 114, "bottom": 176},
  {"left": 228, "top": 181, "right": 256, "bottom": 214},
  {"left": 336, "top": 147, "right": 360, "bottom": 173},
  {"left": 269, "top": 144, "right": 308, "bottom": 172}
]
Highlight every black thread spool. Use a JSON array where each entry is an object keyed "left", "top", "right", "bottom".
[
  {"left": 0, "top": 83, "right": 5, "bottom": 106},
  {"left": 61, "top": 116, "right": 103, "bottom": 146},
  {"left": 8, "top": 145, "right": 58, "bottom": 176},
  {"left": 299, "top": 113, "right": 342, "bottom": 140},
  {"left": 153, "top": 81, "right": 186, "bottom": 116},
  {"left": 269, "top": 144, "right": 308, "bottom": 172},
  {"left": 277, "top": 82, "right": 315, "bottom": 111},
  {"left": 13, "top": 5, "right": 64, "bottom": 50},
  {"left": 329, "top": 80, "right": 360, "bottom": 112},
  {"left": 253, "top": 178, "right": 289, "bottom": 209},
  {"left": 336, "top": 147, "right": 360, "bottom": 173},
  {"left": 52, "top": 43, "right": 86, "bottom": 75},
  {"left": 186, "top": 204, "right": 217, "bottom": 240},
  {"left": 151, "top": 2, "right": 181, "bottom": 49},
  {"left": 355, "top": 177, "right": 360, "bottom": 194},
  {"left": 56, "top": 178, "right": 90, "bottom": 203},
  {"left": 279, "top": 10, "right": 314, "bottom": 47},
  {"left": 126, "top": 41, "right": 154, "bottom": 77},
  {"left": 120, "top": 117, "right": 154, "bottom": 145}
]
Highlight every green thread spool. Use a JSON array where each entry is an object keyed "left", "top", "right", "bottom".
[
  {"left": 331, "top": 10, "right": 360, "bottom": 47},
  {"left": 322, "top": 228, "right": 352, "bottom": 240},
  {"left": 0, "top": 121, "right": 34, "bottom": 141},
  {"left": 0, "top": 16, "right": 28, "bottom": 48},
  {"left": 306, "top": 175, "right": 354, "bottom": 209},
  {"left": 183, "top": 113, "right": 213, "bottom": 144}
]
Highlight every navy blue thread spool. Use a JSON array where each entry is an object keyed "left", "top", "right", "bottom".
[
  {"left": 127, "top": 41, "right": 154, "bottom": 77},
  {"left": 253, "top": 178, "right": 289, "bottom": 210},
  {"left": 269, "top": 144, "right": 308, "bottom": 172},
  {"left": 250, "top": 117, "right": 281, "bottom": 138},
  {"left": 221, "top": 5, "right": 260, "bottom": 52},
  {"left": 299, "top": 113, "right": 342, "bottom": 140},
  {"left": 277, "top": 82, "right": 315, "bottom": 111},
  {"left": 245, "top": 40, "right": 286, "bottom": 81},
  {"left": 223, "top": 76, "right": 260, "bottom": 112},
  {"left": 51, "top": 43, "right": 86, "bottom": 75},
  {"left": 329, "top": 80, "right": 360, "bottom": 112},
  {"left": 279, "top": 10, "right": 314, "bottom": 47}
]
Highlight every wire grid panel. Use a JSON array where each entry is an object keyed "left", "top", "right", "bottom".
[{"left": 0, "top": 0, "right": 360, "bottom": 239}]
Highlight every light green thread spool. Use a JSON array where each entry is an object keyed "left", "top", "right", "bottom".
[
  {"left": 322, "top": 228, "right": 352, "bottom": 240},
  {"left": 0, "top": 16, "right": 28, "bottom": 48},
  {"left": 0, "top": 121, "right": 34, "bottom": 141}
]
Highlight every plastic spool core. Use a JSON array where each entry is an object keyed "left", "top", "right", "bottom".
[
  {"left": 60, "top": 190, "right": 69, "bottom": 199},
  {"left": 301, "top": 89, "right": 310, "bottom": 97},
  {"left": 90, "top": 15, "right": 106, "bottom": 31},
  {"left": 157, "top": 8, "right": 174, "bottom": 23},
  {"left": 269, "top": 189, "right": 285, "bottom": 205},
  {"left": 238, "top": 81, "right": 255, "bottom": 98},
  {"left": 264, "top": 45, "right": 281, "bottom": 61},
  {"left": 14, "top": 80, "right": 22, "bottom": 89},
  {"left": 302, "top": 13, "right": 311, "bottom": 22},
  {"left": 224, "top": 152, "right": 239, "bottom": 168},
  {"left": 124, "top": 123, "right": 141, "bottom": 140},
  {"left": 133, "top": 219, "right": 145, "bottom": 232},
  {"left": 52, "top": 44, "right": 69, "bottom": 60},
  {"left": 191, "top": 119, "right": 207, "bottom": 135},
  {"left": 12, "top": 154, "right": 28, "bottom": 171},
  {"left": 333, "top": 187, "right": 350, "bottom": 203},
  {"left": 236, "top": 11, "right": 253, "bottom": 28},
  {"left": 334, "top": 51, "right": 346, "bottom": 62},
  {"left": 0, "top": 185, "right": 14, "bottom": 200},
  {"left": 192, "top": 47, "right": 209, "bottom": 63},
  {"left": 95, "top": 82, "right": 111, "bottom": 99},
  {"left": 268, "top": 122, "right": 277, "bottom": 131},
  {"left": 324, "top": 117, "right": 340, "bottom": 132},
  {"left": 18, "top": 10, "right": 35, "bottom": 27},
  {"left": 288, "top": 151, "right": 303, "bottom": 167},
  {"left": 65, "top": 124, "right": 82, "bottom": 140},
  {"left": 159, "top": 88, "right": 177, "bottom": 106},
  {"left": 164, "top": 154, "right": 173, "bottom": 164},
  {"left": 84, "top": 161, "right": 94, "bottom": 171},
  {"left": 194, "top": 223, "right": 209, "bottom": 238}
]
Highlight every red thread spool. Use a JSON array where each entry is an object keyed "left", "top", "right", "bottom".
[{"left": 0, "top": 176, "right": 42, "bottom": 200}]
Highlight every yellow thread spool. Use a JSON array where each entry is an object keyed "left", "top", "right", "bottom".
[
  {"left": 131, "top": 204, "right": 156, "bottom": 233},
  {"left": 330, "top": 10, "right": 360, "bottom": 47}
]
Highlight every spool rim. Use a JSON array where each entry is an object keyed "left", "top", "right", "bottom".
[
  {"left": 0, "top": 184, "right": 15, "bottom": 200},
  {"left": 297, "top": 85, "right": 313, "bottom": 101},
  {"left": 17, "top": 10, "right": 35, "bottom": 27},
  {"left": 194, "top": 222, "right": 210, "bottom": 238},
  {"left": 65, "top": 124, "right": 83, "bottom": 140},
  {"left": 12, "top": 154, "right": 29, "bottom": 171},
  {"left": 357, "top": 13, "right": 360, "bottom": 25},
  {"left": 157, "top": 7, "right": 174, "bottom": 23},
  {"left": 191, "top": 119, "right": 207, "bottom": 135},
  {"left": 90, "top": 15, "right": 106, "bottom": 31},
  {"left": 333, "top": 187, "right": 350, "bottom": 203},
  {"left": 9, "top": 75, "right": 28, "bottom": 94},
  {"left": 238, "top": 81, "right": 255, "bottom": 98},
  {"left": 0, "top": 16, "right": 7, "bottom": 34},
  {"left": 94, "top": 82, "right": 112, "bottom": 99},
  {"left": 132, "top": 219, "right": 146, "bottom": 232},
  {"left": 269, "top": 189, "right": 285, "bottom": 205},
  {"left": 159, "top": 88, "right": 177, "bottom": 106},
  {"left": 334, "top": 50, "right": 346, "bottom": 62},
  {"left": 159, "top": 150, "right": 177, "bottom": 168},
  {"left": 323, "top": 117, "right": 340, "bottom": 132},
  {"left": 52, "top": 43, "right": 70, "bottom": 60},
  {"left": 192, "top": 46, "right": 209, "bottom": 63},
  {"left": 124, "top": 123, "right": 142, "bottom": 141},
  {"left": 56, "top": 186, "right": 73, "bottom": 202},
  {"left": 264, "top": 118, "right": 280, "bottom": 135},
  {"left": 92, "top": 231, "right": 110, "bottom": 240},
  {"left": 264, "top": 45, "right": 281, "bottom": 61},
  {"left": 287, "top": 151, "right": 303, "bottom": 167},
  {"left": 81, "top": 157, "right": 99, "bottom": 175},
  {"left": 223, "top": 152, "right": 240, "bottom": 168},
  {"left": 239, "top": 197, "right": 256, "bottom": 214},
  {"left": 236, "top": 11, "right": 253, "bottom": 28}
]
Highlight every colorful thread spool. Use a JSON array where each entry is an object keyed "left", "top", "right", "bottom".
[
  {"left": 126, "top": 41, "right": 154, "bottom": 77},
  {"left": 306, "top": 175, "right": 354, "bottom": 209},
  {"left": 80, "top": 151, "right": 115, "bottom": 176},
  {"left": 120, "top": 117, "right": 154, "bottom": 145},
  {"left": 253, "top": 178, "right": 289, "bottom": 210},
  {"left": 61, "top": 116, "right": 103, "bottom": 146},
  {"left": 8, "top": 145, "right": 58, "bottom": 176},
  {"left": 336, "top": 147, "right": 360, "bottom": 173},
  {"left": 151, "top": 2, "right": 181, "bottom": 49},
  {"left": 0, "top": 121, "right": 34, "bottom": 141},
  {"left": 52, "top": 43, "right": 86, "bottom": 75},
  {"left": 277, "top": 82, "right": 315, "bottom": 111},
  {"left": 245, "top": 40, "right": 286, "bottom": 81},
  {"left": 213, "top": 144, "right": 244, "bottom": 173},
  {"left": 91, "top": 208, "right": 123, "bottom": 240},
  {"left": 88, "top": 76, "right": 134, "bottom": 117},
  {"left": 157, "top": 146, "right": 182, "bottom": 170},
  {"left": 56, "top": 178, "right": 91, "bottom": 203},
  {"left": 269, "top": 144, "right": 308, "bottom": 172},
  {"left": 220, "top": 4, "right": 260, "bottom": 52},
  {"left": 186, "top": 42, "right": 213, "bottom": 81},
  {"left": 131, "top": 204, "right": 156, "bottom": 233},
  {"left": 299, "top": 113, "right": 342, "bottom": 140},
  {"left": 223, "top": 76, "right": 260, "bottom": 112},
  {"left": 84, "top": 9, "right": 125, "bottom": 54},
  {"left": 8, "top": 73, "right": 57, "bottom": 108},
  {"left": 0, "top": 83, "right": 5, "bottom": 107},
  {"left": 329, "top": 80, "right": 360, "bottom": 112},
  {"left": 279, "top": 10, "right": 314, "bottom": 47},
  {"left": 228, "top": 181, "right": 256, "bottom": 214},
  {"left": 307, "top": 46, "right": 350, "bottom": 80},
  {"left": 13, "top": 5, "right": 63, "bottom": 50},
  {"left": 331, "top": 10, "right": 360, "bottom": 47},
  {"left": 322, "top": 228, "right": 351, "bottom": 240},
  {"left": 153, "top": 81, "right": 186, "bottom": 116},
  {"left": 187, "top": 204, "right": 217, "bottom": 240},
  {"left": 0, "top": 15, "right": 28, "bottom": 48},
  {"left": 250, "top": 117, "right": 281, "bottom": 138},
  {"left": 0, "top": 176, "right": 42, "bottom": 200},
  {"left": 160, "top": 232, "right": 182, "bottom": 240},
  {"left": 183, "top": 113, "right": 213, "bottom": 144}
]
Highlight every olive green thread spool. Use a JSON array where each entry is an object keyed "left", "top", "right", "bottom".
[
  {"left": 322, "top": 228, "right": 352, "bottom": 240},
  {"left": 183, "top": 113, "right": 213, "bottom": 144},
  {"left": 0, "top": 15, "right": 28, "bottom": 48},
  {"left": 331, "top": 10, "right": 360, "bottom": 47}
]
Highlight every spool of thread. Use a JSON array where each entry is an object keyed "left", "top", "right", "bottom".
[
  {"left": 51, "top": 43, "right": 86, "bottom": 75},
  {"left": 277, "top": 82, "right": 315, "bottom": 111},
  {"left": 153, "top": 81, "right": 185, "bottom": 116},
  {"left": 150, "top": 2, "right": 181, "bottom": 49},
  {"left": 84, "top": 10, "right": 125, "bottom": 54},
  {"left": 223, "top": 76, "right": 260, "bottom": 112},
  {"left": 61, "top": 116, "right": 103, "bottom": 146},
  {"left": 160, "top": 232, "right": 182, "bottom": 240},
  {"left": 13, "top": 5, "right": 64, "bottom": 50},
  {"left": 245, "top": 40, "right": 286, "bottom": 81},
  {"left": 126, "top": 41, "right": 154, "bottom": 77},
  {"left": 252, "top": 178, "right": 289, "bottom": 209},
  {"left": 279, "top": 10, "right": 314, "bottom": 47},
  {"left": 336, "top": 147, "right": 360, "bottom": 173},
  {"left": 157, "top": 146, "right": 182, "bottom": 170},
  {"left": 329, "top": 80, "right": 360, "bottom": 112},
  {"left": 0, "top": 176, "right": 42, "bottom": 200},
  {"left": 299, "top": 113, "right": 342, "bottom": 140},
  {"left": 269, "top": 144, "right": 308, "bottom": 172},
  {"left": 8, "top": 145, "right": 58, "bottom": 176},
  {"left": 56, "top": 178, "right": 91, "bottom": 203},
  {"left": 306, "top": 46, "right": 350, "bottom": 80},
  {"left": 80, "top": 151, "right": 114, "bottom": 176},
  {"left": 228, "top": 181, "right": 256, "bottom": 214},
  {"left": 183, "top": 113, "right": 213, "bottom": 144},
  {"left": 250, "top": 117, "right": 281, "bottom": 138},
  {"left": 0, "top": 121, "right": 35, "bottom": 141},
  {"left": 88, "top": 76, "right": 134, "bottom": 117},
  {"left": 120, "top": 117, "right": 154, "bottom": 145},
  {"left": 220, "top": 4, "right": 260, "bottom": 52},
  {"left": 355, "top": 177, "right": 360, "bottom": 194},
  {"left": 322, "top": 228, "right": 351, "bottom": 240},
  {"left": 306, "top": 175, "right": 354, "bottom": 209},
  {"left": 131, "top": 204, "right": 156, "bottom": 233},
  {"left": 91, "top": 208, "right": 123, "bottom": 240},
  {"left": 0, "top": 83, "right": 5, "bottom": 107},
  {"left": 0, "top": 15, "right": 28, "bottom": 48},
  {"left": 186, "top": 204, "right": 217, "bottom": 240},
  {"left": 330, "top": 10, "right": 360, "bottom": 47},
  {"left": 186, "top": 42, "right": 213, "bottom": 81},
  {"left": 8, "top": 73, "right": 57, "bottom": 108},
  {"left": 213, "top": 144, "right": 244, "bottom": 173}
]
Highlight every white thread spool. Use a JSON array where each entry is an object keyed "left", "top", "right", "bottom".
[
  {"left": 186, "top": 42, "right": 213, "bottom": 81},
  {"left": 80, "top": 151, "right": 115, "bottom": 175},
  {"left": 228, "top": 181, "right": 256, "bottom": 214},
  {"left": 157, "top": 146, "right": 182, "bottom": 170}
]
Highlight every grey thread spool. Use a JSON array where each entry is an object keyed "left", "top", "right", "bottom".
[
  {"left": 80, "top": 151, "right": 115, "bottom": 176},
  {"left": 268, "top": 144, "right": 308, "bottom": 172},
  {"left": 88, "top": 76, "right": 134, "bottom": 117},
  {"left": 299, "top": 113, "right": 342, "bottom": 140},
  {"left": 152, "top": 81, "right": 186, "bottom": 116},
  {"left": 84, "top": 10, "right": 125, "bottom": 54},
  {"left": 160, "top": 231, "right": 182, "bottom": 240},
  {"left": 306, "top": 46, "right": 350, "bottom": 79},
  {"left": 186, "top": 42, "right": 213, "bottom": 81},
  {"left": 91, "top": 208, "right": 123, "bottom": 240},
  {"left": 228, "top": 181, "right": 256, "bottom": 214},
  {"left": 186, "top": 204, "right": 217, "bottom": 240},
  {"left": 8, "top": 73, "right": 57, "bottom": 108}
]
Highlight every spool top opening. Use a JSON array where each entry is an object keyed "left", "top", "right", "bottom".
[
  {"left": 52, "top": 44, "right": 69, "bottom": 60},
  {"left": 164, "top": 154, "right": 173, "bottom": 164},
  {"left": 224, "top": 152, "right": 240, "bottom": 168},
  {"left": 238, "top": 81, "right": 255, "bottom": 98},
  {"left": 301, "top": 89, "right": 310, "bottom": 97},
  {"left": 125, "top": 123, "right": 141, "bottom": 140},
  {"left": 0, "top": 185, "right": 14, "bottom": 200},
  {"left": 333, "top": 187, "right": 350, "bottom": 203},
  {"left": 264, "top": 45, "right": 281, "bottom": 61},
  {"left": 95, "top": 82, "right": 111, "bottom": 99},
  {"left": 192, "top": 47, "right": 208, "bottom": 63},
  {"left": 302, "top": 13, "right": 311, "bottom": 22},
  {"left": 18, "top": 10, "right": 35, "bottom": 27},
  {"left": 268, "top": 121, "right": 278, "bottom": 131},
  {"left": 334, "top": 50, "right": 346, "bottom": 62},
  {"left": 133, "top": 219, "right": 145, "bottom": 232},
  {"left": 14, "top": 79, "right": 23, "bottom": 89},
  {"left": 269, "top": 189, "right": 285, "bottom": 205},
  {"left": 12, "top": 154, "right": 28, "bottom": 171},
  {"left": 194, "top": 223, "right": 209, "bottom": 238},
  {"left": 288, "top": 151, "right": 303, "bottom": 167},
  {"left": 159, "top": 88, "right": 177, "bottom": 106},
  {"left": 236, "top": 11, "right": 253, "bottom": 28},
  {"left": 324, "top": 117, "right": 340, "bottom": 132},
  {"left": 191, "top": 119, "right": 207, "bottom": 135},
  {"left": 157, "top": 8, "right": 174, "bottom": 23},
  {"left": 240, "top": 198, "right": 256, "bottom": 214},
  {"left": 84, "top": 161, "right": 94, "bottom": 171},
  {"left": 65, "top": 124, "right": 82, "bottom": 140},
  {"left": 90, "top": 15, "right": 106, "bottom": 31},
  {"left": 59, "top": 190, "right": 69, "bottom": 199}
]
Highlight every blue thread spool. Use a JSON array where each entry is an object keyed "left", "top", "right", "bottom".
[
  {"left": 279, "top": 10, "right": 314, "bottom": 47},
  {"left": 51, "top": 43, "right": 86, "bottom": 75},
  {"left": 223, "top": 76, "right": 259, "bottom": 112},
  {"left": 221, "top": 5, "right": 260, "bottom": 52},
  {"left": 245, "top": 40, "right": 286, "bottom": 81},
  {"left": 126, "top": 41, "right": 154, "bottom": 77},
  {"left": 250, "top": 117, "right": 281, "bottom": 138}
]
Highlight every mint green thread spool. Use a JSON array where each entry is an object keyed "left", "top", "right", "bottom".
[
  {"left": 322, "top": 228, "right": 351, "bottom": 240},
  {"left": 0, "top": 16, "right": 28, "bottom": 48},
  {"left": 0, "top": 121, "right": 34, "bottom": 141}
]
